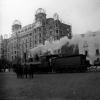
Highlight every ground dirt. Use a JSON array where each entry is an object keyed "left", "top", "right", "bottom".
[{"left": 0, "top": 71, "right": 100, "bottom": 100}]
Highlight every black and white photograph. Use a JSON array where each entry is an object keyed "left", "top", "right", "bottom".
[{"left": 0, "top": 0, "right": 100, "bottom": 100}]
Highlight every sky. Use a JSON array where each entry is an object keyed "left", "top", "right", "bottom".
[{"left": 0, "top": 0, "right": 100, "bottom": 37}]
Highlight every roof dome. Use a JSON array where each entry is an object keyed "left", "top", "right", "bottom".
[
  {"left": 53, "top": 13, "right": 59, "bottom": 20},
  {"left": 36, "top": 8, "right": 46, "bottom": 15},
  {"left": 12, "top": 20, "right": 21, "bottom": 26}
]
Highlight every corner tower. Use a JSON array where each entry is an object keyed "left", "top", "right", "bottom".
[
  {"left": 12, "top": 20, "right": 22, "bottom": 33},
  {"left": 35, "top": 8, "right": 46, "bottom": 25}
]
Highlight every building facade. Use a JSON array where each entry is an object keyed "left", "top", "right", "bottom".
[
  {"left": 79, "top": 32, "right": 100, "bottom": 64},
  {"left": 2, "top": 39, "right": 8, "bottom": 60},
  {"left": 6, "top": 8, "right": 72, "bottom": 62},
  {"left": 0, "top": 35, "right": 3, "bottom": 59}
]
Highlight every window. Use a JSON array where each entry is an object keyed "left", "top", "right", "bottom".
[
  {"left": 35, "top": 40, "right": 37, "bottom": 44},
  {"left": 26, "top": 43, "right": 27, "bottom": 48},
  {"left": 50, "top": 31, "right": 52, "bottom": 35},
  {"left": 35, "top": 35, "right": 37, "bottom": 39},
  {"left": 56, "top": 30, "right": 58, "bottom": 33},
  {"left": 39, "top": 33, "right": 42, "bottom": 38},
  {"left": 25, "top": 28, "right": 27, "bottom": 31},
  {"left": 15, "top": 56, "right": 16, "bottom": 59},
  {"left": 56, "top": 22, "right": 58, "bottom": 27},
  {"left": 26, "top": 39, "right": 28, "bottom": 43},
  {"left": 12, "top": 56, "right": 13, "bottom": 60},
  {"left": 58, "top": 49, "right": 61, "bottom": 53},
  {"left": 39, "top": 27, "right": 41, "bottom": 31},
  {"left": 85, "top": 50, "right": 88, "bottom": 56},
  {"left": 60, "top": 31, "right": 62, "bottom": 34},
  {"left": 39, "top": 39, "right": 42, "bottom": 43},
  {"left": 30, "top": 42, "right": 32, "bottom": 48},
  {"left": 30, "top": 38, "right": 32, "bottom": 42},
  {"left": 34, "top": 29, "right": 36, "bottom": 33},
  {"left": 30, "top": 33, "right": 32, "bottom": 36},
  {"left": 96, "top": 49, "right": 99, "bottom": 56},
  {"left": 42, "top": 21, "right": 45, "bottom": 26},
  {"left": 57, "top": 36, "right": 59, "bottom": 39},
  {"left": 67, "top": 28, "right": 69, "bottom": 32},
  {"left": 18, "top": 31, "right": 20, "bottom": 33}
]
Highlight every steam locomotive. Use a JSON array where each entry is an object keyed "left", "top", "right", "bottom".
[
  {"left": 12, "top": 54, "right": 91, "bottom": 78},
  {"left": 21, "top": 54, "right": 91, "bottom": 74}
]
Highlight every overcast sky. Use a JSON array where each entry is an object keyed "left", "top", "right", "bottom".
[{"left": 0, "top": 0, "right": 100, "bottom": 37}]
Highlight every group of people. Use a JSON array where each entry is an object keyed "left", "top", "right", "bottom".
[
  {"left": 13, "top": 64, "right": 35, "bottom": 79},
  {"left": 0, "top": 64, "right": 11, "bottom": 72}
]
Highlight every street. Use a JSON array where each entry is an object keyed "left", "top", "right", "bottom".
[{"left": 0, "top": 70, "right": 100, "bottom": 100}]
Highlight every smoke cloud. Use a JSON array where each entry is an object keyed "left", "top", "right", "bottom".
[
  {"left": 30, "top": 35, "right": 79, "bottom": 57},
  {"left": 30, "top": 30, "right": 100, "bottom": 64}
]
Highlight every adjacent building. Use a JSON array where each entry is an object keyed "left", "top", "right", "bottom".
[
  {"left": 79, "top": 31, "right": 100, "bottom": 64},
  {"left": 0, "top": 35, "right": 3, "bottom": 59},
  {"left": 2, "top": 39, "right": 8, "bottom": 60},
  {"left": 0, "top": 35, "right": 9, "bottom": 60}
]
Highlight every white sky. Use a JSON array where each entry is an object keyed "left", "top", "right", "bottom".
[{"left": 0, "top": 0, "right": 100, "bottom": 37}]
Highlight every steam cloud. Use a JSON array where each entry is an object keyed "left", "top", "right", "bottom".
[
  {"left": 30, "top": 30, "right": 100, "bottom": 64},
  {"left": 30, "top": 36, "right": 78, "bottom": 57}
]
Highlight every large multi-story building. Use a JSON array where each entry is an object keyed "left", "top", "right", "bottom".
[{"left": 6, "top": 8, "right": 72, "bottom": 62}]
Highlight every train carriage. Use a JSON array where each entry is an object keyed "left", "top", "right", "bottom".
[{"left": 51, "top": 54, "right": 90, "bottom": 73}]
